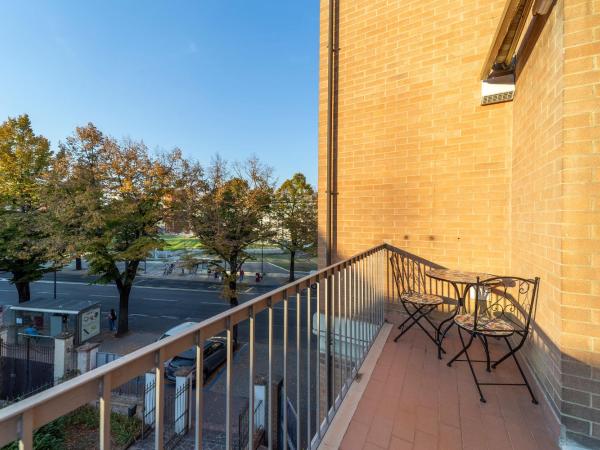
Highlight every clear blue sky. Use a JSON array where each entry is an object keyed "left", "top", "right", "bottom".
[{"left": 0, "top": 1, "right": 319, "bottom": 185}]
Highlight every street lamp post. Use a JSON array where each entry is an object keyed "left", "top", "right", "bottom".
[{"left": 53, "top": 267, "right": 57, "bottom": 299}]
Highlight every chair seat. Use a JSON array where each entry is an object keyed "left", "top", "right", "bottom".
[
  {"left": 454, "top": 314, "right": 514, "bottom": 336},
  {"left": 400, "top": 292, "right": 444, "bottom": 306}
]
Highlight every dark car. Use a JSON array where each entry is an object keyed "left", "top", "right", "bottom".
[{"left": 164, "top": 337, "right": 227, "bottom": 384}]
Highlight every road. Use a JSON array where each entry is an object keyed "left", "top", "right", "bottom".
[{"left": 0, "top": 271, "right": 318, "bottom": 347}]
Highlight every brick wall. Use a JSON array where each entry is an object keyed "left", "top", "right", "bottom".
[
  {"left": 511, "top": 0, "right": 564, "bottom": 425},
  {"left": 318, "top": 0, "right": 513, "bottom": 275},
  {"left": 318, "top": 0, "right": 600, "bottom": 446},
  {"left": 558, "top": 0, "right": 600, "bottom": 445}
]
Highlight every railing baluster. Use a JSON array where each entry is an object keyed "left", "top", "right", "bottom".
[
  {"left": 325, "top": 274, "right": 331, "bottom": 423},
  {"left": 315, "top": 281, "right": 321, "bottom": 440},
  {"left": 283, "top": 294, "right": 288, "bottom": 450},
  {"left": 331, "top": 270, "right": 336, "bottom": 410},
  {"left": 154, "top": 349, "right": 165, "bottom": 450},
  {"left": 18, "top": 411, "right": 33, "bottom": 450},
  {"left": 195, "top": 331, "right": 204, "bottom": 450},
  {"left": 337, "top": 266, "right": 342, "bottom": 396},
  {"left": 307, "top": 285, "right": 312, "bottom": 448},
  {"left": 99, "top": 374, "right": 111, "bottom": 450},
  {"left": 296, "top": 288, "right": 301, "bottom": 450},
  {"left": 226, "top": 320, "right": 233, "bottom": 449},
  {"left": 268, "top": 298, "right": 273, "bottom": 450},
  {"left": 248, "top": 307, "right": 255, "bottom": 450},
  {"left": 343, "top": 264, "right": 348, "bottom": 390}
]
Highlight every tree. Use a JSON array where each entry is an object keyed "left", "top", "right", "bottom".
[
  {"left": 272, "top": 173, "right": 317, "bottom": 281},
  {"left": 189, "top": 156, "right": 274, "bottom": 342},
  {"left": 54, "top": 123, "right": 189, "bottom": 335},
  {"left": 0, "top": 115, "right": 54, "bottom": 302}
]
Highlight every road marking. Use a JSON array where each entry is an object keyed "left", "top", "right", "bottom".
[
  {"left": 90, "top": 294, "right": 115, "bottom": 298},
  {"left": 160, "top": 315, "right": 177, "bottom": 319},
  {"left": 130, "top": 313, "right": 150, "bottom": 318},
  {"left": 245, "top": 287, "right": 254, "bottom": 293},
  {"left": 0, "top": 289, "right": 14, "bottom": 292},
  {"left": 143, "top": 298, "right": 178, "bottom": 302}
]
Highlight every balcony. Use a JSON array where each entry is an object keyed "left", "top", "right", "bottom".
[{"left": 0, "top": 244, "right": 559, "bottom": 449}]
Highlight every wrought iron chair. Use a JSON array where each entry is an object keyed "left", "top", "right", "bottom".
[
  {"left": 389, "top": 254, "right": 446, "bottom": 354},
  {"left": 447, "top": 276, "right": 540, "bottom": 404}
]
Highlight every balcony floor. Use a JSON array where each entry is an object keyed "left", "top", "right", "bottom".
[{"left": 339, "top": 324, "right": 560, "bottom": 450}]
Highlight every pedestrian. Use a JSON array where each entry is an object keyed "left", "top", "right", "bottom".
[
  {"left": 240, "top": 269, "right": 245, "bottom": 281},
  {"left": 255, "top": 272, "right": 261, "bottom": 282},
  {"left": 108, "top": 309, "right": 117, "bottom": 332}
]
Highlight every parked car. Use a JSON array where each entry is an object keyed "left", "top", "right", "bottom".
[{"left": 159, "top": 323, "right": 227, "bottom": 384}]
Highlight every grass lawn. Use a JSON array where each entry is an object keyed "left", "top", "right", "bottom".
[
  {"left": 249, "top": 252, "right": 317, "bottom": 273},
  {"left": 160, "top": 234, "right": 203, "bottom": 250},
  {"left": 1, "top": 405, "right": 141, "bottom": 450}
]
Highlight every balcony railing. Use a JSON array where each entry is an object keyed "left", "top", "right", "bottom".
[{"left": 0, "top": 245, "right": 390, "bottom": 449}]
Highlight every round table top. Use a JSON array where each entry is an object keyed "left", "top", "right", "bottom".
[{"left": 425, "top": 268, "right": 494, "bottom": 285}]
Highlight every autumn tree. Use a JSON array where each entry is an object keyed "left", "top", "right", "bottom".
[
  {"left": 54, "top": 123, "right": 190, "bottom": 335},
  {"left": 271, "top": 173, "right": 317, "bottom": 281},
  {"left": 0, "top": 115, "right": 55, "bottom": 302},
  {"left": 189, "top": 157, "right": 273, "bottom": 342}
]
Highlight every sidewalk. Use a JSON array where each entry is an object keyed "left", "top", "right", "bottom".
[{"left": 60, "top": 259, "right": 297, "bottom": 287}]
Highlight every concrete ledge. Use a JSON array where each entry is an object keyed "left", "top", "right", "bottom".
[{"left": 318, "top": 323, "right": 392, "bottom": 450}]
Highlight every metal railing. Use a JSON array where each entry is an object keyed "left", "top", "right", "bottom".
[{"left": 0, "top": 244, "right": 389, "bottom": 450}]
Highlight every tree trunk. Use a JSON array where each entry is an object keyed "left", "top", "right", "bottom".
[
  {"left": 15, "top": 281, "right": 31, "bottom": 303},
  {"left": 116, "top": 284, "right": 131, "bottom": 336},
  {"left": 289, "top": 250, "right": 296, "bottom": 282},
  {"left": 75, "top": 257, "right": 82, "bottom": 271}
]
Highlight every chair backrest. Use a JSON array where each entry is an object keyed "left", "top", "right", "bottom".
[
  {"left": 389, "top": 253, "right": 428, "bottom": 297},
  {"left": 473, "top": 276, "right": 540, "bottom": 340}
]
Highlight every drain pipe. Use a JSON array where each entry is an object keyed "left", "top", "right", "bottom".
[{"left": 325, "top": 0, "right": 336, "bottom": 266}]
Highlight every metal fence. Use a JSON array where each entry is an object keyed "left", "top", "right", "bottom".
[
  {"left": 0, "top": 338, "right": 55, "bottom": 403},
  {"left": 0, "top": 244, "right": 389, "bottom": 449}
]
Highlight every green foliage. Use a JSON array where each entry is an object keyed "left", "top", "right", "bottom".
[
  {"left": 0, "top": 115, "right": 55, "bottom": 301},
  {"left": 189, "top": 156, "right": 274, "bottom": 304},
  {"left": 271, "top": 173, "right": 317, "bottom": 280},
  {"left": 52, "top": 123, "right": 192, "bottom": 334},
  {"left": 1, "top": 405, "right": 141, "bottom": 450}
]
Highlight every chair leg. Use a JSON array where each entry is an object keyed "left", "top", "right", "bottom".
[
  {"left": 394, "top": 305, "right": 426, "bottom": 342},
  {"left": 459, "top": 329, "right": 486, "bottom": 403},
  {"left": 504, "top": 338, "right": 538, "bottom": 404},
  {"left": 436, "top": 317, "right": 454, "bottom": 360},
  {"left": 447, "top": 327, "right": 474, "bottom": 367},
  {"left": 479, "top": 335, "right": 491, "bottom": 372}
]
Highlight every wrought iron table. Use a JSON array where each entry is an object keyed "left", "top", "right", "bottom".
[{"left": 425, "top": 268, "right": 494, "bottom": 359}]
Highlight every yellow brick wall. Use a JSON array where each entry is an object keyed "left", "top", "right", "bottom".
[
  {"left": 511, "top": 0, "right": 564, "bottom": 421},
  {"left": 318, "top": 0, "right": 513, "bottom": 274},
  {"left": 559, "top": 0, "right": 600, "bottom": 444},
  {"left": 318, "top": 0, "right": 600, "bottom": 445}
]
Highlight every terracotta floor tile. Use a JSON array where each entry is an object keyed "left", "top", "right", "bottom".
[
  {"left": 413, "top": 430, "right": 438, "bottom": 450},
  {"left": 339, "top": 327, "right": 559, "bottom": 450},
  {"left": 438, "top": 423, "right": 462, "bottom": 450},
  {"left": 393, "top": 408, "right": 416, "bottom": 443},
  {"left": 366, "top": 417, "right": 394, "bottom": 449},
  {"left": 388, "top": 437, "right": 412, "bottom": 450},
  {"left": 341, "top": 420, "right": 370, "bottom": 450},
  {"left": 415, "top": 405, "right": 439, "bottom": 436},
  {"left": 362, "top": 443, "right": 386, "bottom": 450}
]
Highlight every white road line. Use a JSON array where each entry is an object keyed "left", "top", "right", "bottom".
[
  {"left": 1, "top": 277, "right": 272, "bottom": 296},
  {"left": 245, "top": 287, "right": 254, "bottom": 293},
  {"left": 90, "top": 294, "right": 115, "bottom": 298},
  {"left": 130, "top": 313, "right": 150, "bottom": 318},
  {"left": 143, "top": 298, "right": 178, "bottom": 302},
  {"left": 0, "top": 289, "right": 14, "bottom": 292},
  {"left": 160, "top": 315, "right": 177, "bottom": 319}
]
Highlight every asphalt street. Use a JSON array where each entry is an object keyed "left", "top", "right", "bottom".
[{"left": 0, "top": 271, "right": 317, "bottom": 347}]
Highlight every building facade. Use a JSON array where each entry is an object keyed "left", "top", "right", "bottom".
[{"left": 318, "top": 0, "right": 600, "bottom": 446}]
